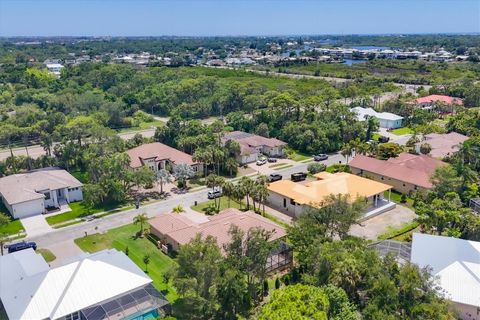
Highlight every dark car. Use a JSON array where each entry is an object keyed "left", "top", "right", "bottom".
[
  {"left": 207, "top": 190, "right": 222, "bottom": 199},
  {"left": 267, "top": 158, "right": 278, "bottom": 163},
  {"left": 313, "top": 154, "right": 329, "bottom": 161},
  {"left": 268, "top": 173, "right": 283, "bottom": 182},
  {"left": 6, "top": 241, "right": 37, "bottom": 254},
  {"left": 291, "top": 172, "right": 307, "bottom": 182},
  {"left": 378, "top": 136, "right": 390, "bottom": 143}
]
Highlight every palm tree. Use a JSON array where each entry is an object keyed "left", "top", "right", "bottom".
[
  {"left": 133, "top": 213, "right": 148, "bottom": 237},
  {"left": 206, "top": 174, "right": 225, "bottom": 210},
  {"left": 240, "top": 176, "right": 254, "bottom": 210},
  {"left": 193, "top": 147, "right": 212, "bottom": 179},
  {"left": 222, "top": 181, "right": 235, "bottom": 207},
  {"left": 143, "top": 254, "right": 150, "bottom": 272},
  {"left": 341, "top": 143, "right": 354, "bottom": 163},
  {"left": 225, "top": 157, "right": 238, "bottom": 177},
  {"left": 156, "top": 169, "right": 172, "bottom": 194}
]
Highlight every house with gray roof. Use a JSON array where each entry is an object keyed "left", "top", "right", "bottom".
[{"left": 0, "top": 168, "right": 83, "bottom": 219}]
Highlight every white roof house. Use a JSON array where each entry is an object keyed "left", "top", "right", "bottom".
[
  {"left": 410, "top": 233, "right": 480, "bottom": 320},
  {"left": 0, "top": 248, "right": 167, "bottom": 320},
  {"left": 352, "top": 107, "right": 404, "bottom": 129}
]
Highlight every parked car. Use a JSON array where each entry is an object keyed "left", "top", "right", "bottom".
[
  {"left": 6, "top": 241, "right": 37, "bottom": 254},
  {"left": 378, "top": 136, "right": 390, "bottom": 143},
  {"left": 267, "top": 158, "right": 278, "bottom": 163},
  {"left": 291, "top": 172, "right": 307, "bottom": 182},
  {"left": 268, "top": 173, "right": 283, "bottom": 182},
  {"left": 207, "top": 190, "right": 223, "bottom": 199},
  {"left": 256, "top": 158, "right": 267, "bottom": 166},
  {"left": 313, "top": 154, "right": 329, "bottom": 161}
]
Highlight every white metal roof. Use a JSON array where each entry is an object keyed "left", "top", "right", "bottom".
[
  {"left": 410, "top": 233, "right": 480, "bottom": 308},
  {"left": 0, "top": 248, "right": 152, "bottom": 320},
  {"left": 351, "top": 107, "right": 403, "bottom": 121}
]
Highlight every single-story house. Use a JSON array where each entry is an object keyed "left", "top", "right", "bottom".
[
  {"left": 351, "top": 107, "right": 404, "bottom": 129},
  {"left": 413, "top": 94, "right": 464, "bottom": 110},
  {"left": 410, "top": 233, "right": 480, "bottom": 320},
  {"left": 221, "top": 131, "right": 287, "bottom": 164},
  {"left": 266, "top": 172, "right": 393, "bottom": 219},
  {"left": 0, "top": 248, "right": 170, "bottom": 320},
  {"left": 149, "top": 208, "right": 287, "bottom": 252},
  {"left": 349, "top": 153, "right": 446, "bottom": 194},
  {"left": 0, "top": 168, "right": 83, "bottom": 219},
  {"left": 415, "top": 132, "right": 469, "bottom": 159},
  {"left": 126, "top": 142, "right": 203, "bottom": 174}
]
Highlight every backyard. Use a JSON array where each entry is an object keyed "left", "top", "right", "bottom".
[{"left": 74, "top": 223, "right": 178, "bottom": 302}]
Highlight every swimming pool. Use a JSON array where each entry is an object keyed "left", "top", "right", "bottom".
[{"left": 127, "top": 309, "right": 159, "bottom": 320}]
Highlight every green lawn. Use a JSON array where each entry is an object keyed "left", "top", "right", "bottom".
[
  {"left": 117, "top": 120, "right": 165, "bottom": 133},
  {"left": 284, "top": 147, "right": 311, "bottom": 162},
  {"left": 390, "top": 127, "right": 413, "bottom": 135},
  {"left": 74, "top": 223, "right": 178, "bottom": 301},
  {"left": 0, "top": 203, "right": 25, "bottom": 236},
  {"left": 46, "top": 201, "right": 127, "bottom": 226},
  {"left": 385, "top": 190, "right": 414, "bottom": 207},
  {"left": 372, "top": 132, "right": 381, "bottom": 141},
  {"left": 191, "top": 197, "right": 244, "bottom": 213},
  {"left": 377, "top": 221, "right": 419, "bottom": 241},
  {"left": 37, "top": 248, "right": 56, "bottom": 262}
]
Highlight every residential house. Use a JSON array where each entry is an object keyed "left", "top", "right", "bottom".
[
  {"left": 351, "top": 107, "right": 404, "bottom": 129},
  {"left": 410, "top": 233, "right": 480, "bottom": 320},
  {"left": 415, "top": 132, "right": 469, "bottom": 159},
  {"left": 0, "top": 168, "right": 83, "bottom": 219},
  {"left": 149, "top": 208, "right": 286, "bottom": 252},
  {"left": 413, "top": 94, "right": 464, "bottom": 112},
  {"left": 222, "top": 131, "right": 287, "bottom": 164},
  {"left": 349, "top": 153, "right": 446, "bottom": 194},
  {"left": 266, "top": 172, "right": 393, "bottom": 219},
  {"left": 45, "top": 63, "right": 64, "bottom": 76},
  {"left": 0, "top": 248, "right": 170, "bottom": 320},
  {"left": 126, "top": 142, "right": 203, "bottom": 174}
]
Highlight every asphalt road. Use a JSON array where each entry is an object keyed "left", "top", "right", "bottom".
[{"left": 26, "top": 153, "right": 347, "bottom": 247}]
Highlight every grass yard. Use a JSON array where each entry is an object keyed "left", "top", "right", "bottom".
[
  {"left": 74, "top": 223, "right": 178, "bottom": 301},
  {"left": 385, "top": 190, "right": 414, "bottom": 207},
  {"left": 372, "top": 132, "right": 381, "bottom": 141},
  {"left": 0, "top": 218, "right": 24, "bottom": 236},
  {"left": 191, "top": 196, "right": 244, "bottom": 213},
  {"left": 390, "top": 127, "right": 413, "bottom": 135},
  {"left": 46, "top": 201, "right": 127, "bottom": 226},
  {"left": 377, "top": 221, "right": 420, "bottom": 241},
  {"left": 117, "top": 120, "right": 165, "bottom": 133},
  {"left": 285, "top": 147, "right": 311, "bottom": 162},
  {"left": 37, "top": 248, "right": 56, "bottom": 262}
]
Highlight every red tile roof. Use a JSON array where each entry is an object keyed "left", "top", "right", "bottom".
[
  {"left": 416, "top": 132, "right": 469, "bottom": 158},
  {"left": 126, "top": 142, "right": 196, "bottom": 168},
  {"left": 349, "top": 153, "right": 446, "bottom": 189},
  {"left": 149, "top": 208, "right": 286, "bottom": 250},
  {"left": 414, "top": 95, "right": 464, "bottom": 106}
]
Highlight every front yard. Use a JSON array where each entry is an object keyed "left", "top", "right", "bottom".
[
  {"left": 0, "top": 203, "right": 24, "bottom": 236},
  {"left": 191, "top": 196, "right": 244, "bottom": 213},
  {"left": 46, "top": 201, "right": 130, "bottom": 226},
  {"left": 390, "top": 127, "right": 413, "bottom": 135},
  {"left": 74, "top": 223, "right": 178, "bottom": 301}
]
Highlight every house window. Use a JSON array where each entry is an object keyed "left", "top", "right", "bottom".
[
  {"left": 290, "top": 199, "right": 296, "bottom": 206},
  {"left": 283, "top": 198, "right": 286, "bottom": 208},
  {"left": 381, "top": 176, "right": 384, "bottom": 180},
  {"left": 414, "top": 186, "right": 418, "bottom": 190},
  {"left": 403, "top": 183, "right": 406, "bottom": 187},
  {"left": 44, "top": 192, "right": 51, "bottom": 200}
]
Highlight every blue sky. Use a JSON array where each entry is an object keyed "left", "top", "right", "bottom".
[{"left": 0, "top": 0, "right": 479, "bottom": 36}]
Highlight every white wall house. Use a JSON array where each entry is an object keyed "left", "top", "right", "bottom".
[
  {"left": 411, "top": 233, "right": 480, "bottom": 320},
  {"left": 222, "top": 131, "right": 287, "bottom": 165},
  {"left": 0, "top": 168, "right": 83, "bottom": 219},
  {"left": 352, "top": 107, "right": 404, "bottom": 129},
  {"left": 0, "top": 248, "right": 170, "bottom": 320}
]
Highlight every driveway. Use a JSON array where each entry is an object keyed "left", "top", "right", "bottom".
[
  {"left": 349, "top": 205, "right": 417, "bottom": 240},
  {"left": 378, "top": 128, "right": 412, "bottom": 146},
  {"left": 249, "top": 158, "right": 297, "bottom": 176},
  {"left": 43, "top": 240, "right": 84, "bottom": 267},
  {"left": 20, "top": 214, "right": 53, "bottom": 237}
]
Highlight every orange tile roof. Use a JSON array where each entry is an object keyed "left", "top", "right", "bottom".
[
  {"left": 267, "top": 172, "right": 391, "bottom": 205},
  {"left": 149, "top": 209, "right": 286, "bottom": 249},
  {"left": 349, "top": 153, "right": 446, "bottom": 189},
  {"left": 126, "top": 142, "right": 196, "bottom": 168}
]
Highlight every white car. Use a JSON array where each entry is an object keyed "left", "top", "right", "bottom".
[{"left": 256, "top": 158, "right": 267, "bottom": 166}]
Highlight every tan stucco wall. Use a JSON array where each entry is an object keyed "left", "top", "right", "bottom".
[{"left": 350, "top": 167, "right": 424, "bottom": 195}]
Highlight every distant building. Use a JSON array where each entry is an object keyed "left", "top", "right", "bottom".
[
  {"left": 0, "top": 248, "right": 170, "bottom": 320},
  {"left": 266, "top": 172, "right": 393, "bottom": 219},
  {"left": 351, "top": 107, "right": 404, "bottom": 129},
  {"left": 0, "top": 168, "right": 83, "bottom": 219},
  {"left": 349, "top": 153, "right": 446, "bottom": 194},
  {"left": 126, "top": 142, "right": 203, "bottom": 174},
  {"left": 415, "top": 132, "right": 469, "bottom": 159},
  {"left": 410, "top": 233, "right": 480, "bottom": 320},
  {"left": 45, "top": 63, "right": 64, "bottom": 76},
  {"left": 413, "top": 95, "right": 464, "bottom": 110},
  {"left": 222, "top": 131, "right": 287, "bottom": 164}
]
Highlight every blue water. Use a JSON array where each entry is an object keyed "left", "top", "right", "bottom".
[
  {"left": 343, "top": 59, "right": 367, "bottom": 66},
  {"left": 128, "top": 309, "right": 159, "bottom": 320}
]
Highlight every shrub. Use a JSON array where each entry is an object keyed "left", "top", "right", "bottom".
[
  {"left": 275, "top": 277, "right": 281, "bottom": 289},
  {"left": 400, "top": 193, "right": 407, "bottom": 203},
  {"left": 307, "top": 163, "right": 327, "bottom": 174}
]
